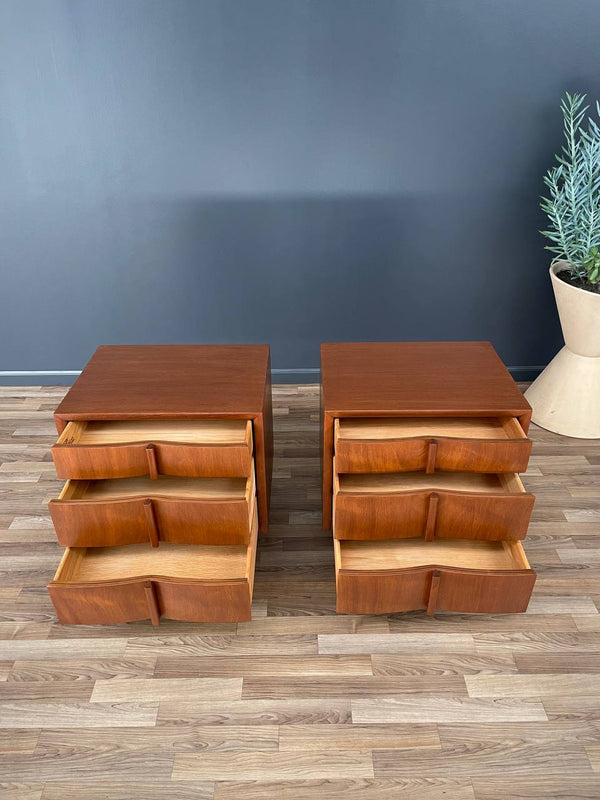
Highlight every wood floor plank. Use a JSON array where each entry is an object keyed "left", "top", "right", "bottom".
[
  {"left": 0, "top": 750, "right": 174, "bottom": 783},
  {"left": 236, "top": 616, "right": 390, "bottom": 634},
  {"left": 543, "top": 695, "right": 600, "bottom": 720},
  {"left": 371, "top": 654, "right": 516, "bottom": 676},
  {"left": 318, "top": 634, "right": 476, "bottom": 654},
  {"left": 0, "top": 701, "right": 158, "bottom": 728},
  {"left": 278, "top": 723, "right": 441, "bottom": 751},
  {"left": 46, "top": 621, "right": 237, "bottom": 638},
  {"left": 352, "top": 696, "right": 547, "bottom": 724},
  {"left": 386, "top": 614, "right": 577, "bottom": 633},
  {"left": 0, "top": 639, "right": 127, "bottom": 660},
  {"left": 0, "top": 681, "right": 93, "bottom": 701},
  {"left": 37, "top": 724, "right": 280, "bottom": 753},
  {"left": 473, "top": 631, "right": 600, "bottom": 654},
  {"left": 172, "top": 751, "right": 375, "bottom": 781},
  {"left": 41, "top": 783, "right": 214, "bottom": 800},
  {"left": 154, "top": 655, "right": 373, "bottom": 678},
  {"left": 438, "top": 721, "right": 600, "bottom": 746},
  {"left": 241, "top": 675, "right": 467, "bottom": 698},
  {"left": 472, "top": 776, "right": 600, "bottom": 798},
  {"left": 213, "top": 778, "right": 476, "bottom": 799},
  {"left": 465, "top": 674, "right": 600, "bottom": 697},
  {"left": 91, "top": 677, "right": 242, "bottom": 703},
  {"left": 372, "top": 743, "right": 591, "bottom": 777},
  {"left": 125, "top": 634, "right": 317, "bottom": 657},
  {"left": 157, "top": 698, "right": 352, "bottom": 725},
  {"left": 9, "top": 657, "right": 157, "bottom": 682},
  {"left": 514, "top": 653, "right": 600, "bottom": 674}
]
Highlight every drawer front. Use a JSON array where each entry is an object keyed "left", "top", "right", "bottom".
[
  {"left": 154, "top": 579, "right": 252, "bottom": 623},
  {"left": 52, "top": 440, "right": 253, "bottom": 480},
  {"left": 334, "top": 491, "right": 534, "bottom": 542},
  {"left": 336, "top": 565, "right": 536, "bottom": 615},
  {"left": 48, "top": 579, "right": 150, "bottom": 625},
  {"left": 49, "top": 495, "right": 253, "bottom": 547},
  {"left": 335, "top": 432, "right": 531, "bottom": 475},
  {"left": 48, "top": 576, "right": 252, "bottom": 625}
]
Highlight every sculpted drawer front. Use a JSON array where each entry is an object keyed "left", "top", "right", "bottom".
[
  {"left": 52, "top": 419, "right": 253, "bottom": 480},
  {"left": 49, "top": 473, "right": 256, "bottom": 547},
  {"left": 334, "top": 417, "right": 531, "bottom": 475},
  {"left": 334, "top": 538, "right": 535, "bottom": 615},
  {"left": 333, "top": 470, "right": 534, "bottom": 542},
  {"left": 48, "top": 504, "right": 258, "bottom": 625}
]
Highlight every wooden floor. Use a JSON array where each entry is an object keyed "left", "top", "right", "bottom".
[{"left": 1, "top": 383, "right": 600, "bottom": 799}]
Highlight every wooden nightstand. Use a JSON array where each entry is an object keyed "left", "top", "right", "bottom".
[
  {"left": 47, "top": 344, "right": 273, "bottom": 625},
  {"left": 321, "top": 341, "right": 536, "bottom": 616}
]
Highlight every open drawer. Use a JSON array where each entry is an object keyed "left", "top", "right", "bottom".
[
  {"left": 52, "top": 419, "right": 253, "bottom": 480},
  {"left": 48, "top": 505, "right": 258, "bottom": 625},
  {"left": 334, "top": 537, "right": 535, "bottom": 615},
  {"left": 334, "top": 417, "right": 531, "bottom": 474},
  {"left": 49, "top": 472, "right": 255, "bottom": 548},
  {"left": 334, "top": 469, "right": 534, "bottom": 542}
]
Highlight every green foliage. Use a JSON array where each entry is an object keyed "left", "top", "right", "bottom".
[{"left": 540, "top": 92, "right": 600, "bottom": 286}]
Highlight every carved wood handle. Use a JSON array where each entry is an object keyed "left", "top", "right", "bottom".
[
  {"left": 427, "top": 570, "right": 441, "bottom": 616},
  {"left": 425, "top": 439, "right": 438, "bottom": 474},
  {"left": 145, "top": 443, "right": 158, "bottom": 479},
  {"left": 144, "top": 581, "right": 160, "bottom": 626},
  {"left": 143, "top": 498, "right": 159, "bottom": 547}
]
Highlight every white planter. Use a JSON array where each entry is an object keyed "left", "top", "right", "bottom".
[{"left": 525, "top": 261, "right": 600, "bottom": 438}]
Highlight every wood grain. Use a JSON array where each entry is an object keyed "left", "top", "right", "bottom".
[
  {"left": 351, "top": 696, "right": 548, "bottom": 724},
  {"left": 213, "top": 778, "right": 477, "bottom": 800},
  {"left": 1, "top": 383, "right": 599, "bottom": 798},
  {"left": 172, "top": 750, "right": 375, "bottom": 781}
]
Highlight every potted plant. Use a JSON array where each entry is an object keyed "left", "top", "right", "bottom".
[{"left": 525, "top": 92, "right": 600, "bottom": 438}]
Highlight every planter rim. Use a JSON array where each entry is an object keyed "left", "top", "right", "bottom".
[{"left": 550, "top": 261, "right": 600, "bottom": 300}]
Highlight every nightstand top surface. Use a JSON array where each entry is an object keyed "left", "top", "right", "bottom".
[
  {"left": 55, "top": 345, "right": 270, "bottom": 421},
  {"left": 321, "top": 341, "right": 530, "bottom": 417}
]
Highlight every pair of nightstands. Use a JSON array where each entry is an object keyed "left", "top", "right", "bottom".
[{"left": 46, "top": 341, "right": 536, "bottom": 624}]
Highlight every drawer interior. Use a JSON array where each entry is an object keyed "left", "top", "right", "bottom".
[
  {"left": 58, "top": 473, "right": 253, "bottom": 502},
  {"left": 336, "top": 470, "right": 525, "bottom": 495},
  {"left": 54, "top": 542, "right": 249, "bottom": 583},
  {"left": 336, "top": 416, "right": 526, "bottom": 442},
  {"left": 57, "top": 419, "right": 251, "bottom": 447},
  {"left": 336, "top": 537, "right": 530, "bottom": 572}
]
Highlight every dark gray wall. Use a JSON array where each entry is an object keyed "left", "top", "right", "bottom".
[{"left": 1, "top": 0, "right": 599, "bottom": 381}]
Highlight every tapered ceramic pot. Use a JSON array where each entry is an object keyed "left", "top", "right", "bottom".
[{"left": 525, "top": 261, "right": 600, "bottom": 438}]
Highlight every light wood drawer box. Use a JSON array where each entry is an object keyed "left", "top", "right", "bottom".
[
  {"left": 334, "top": 417, "right": 531, "bottom": 475},
  {"left": 52, "top": 419, "right": 253, "bottom": 480},
  {"left": 333, "top": 469, "right": 534, "bottom": 542},
  {"left": 48, "top": 505, "right": 258, "bottom": 625},
  {"left": 48, "top": 472, "right": 256, "bottom": 548},
  {"left": 334, "top": 537, "right": 535, "bottom": 615}
]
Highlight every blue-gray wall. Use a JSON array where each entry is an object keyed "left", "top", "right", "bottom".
[{"left": 1, "top": 0, "right": 599, "bottom": 383}]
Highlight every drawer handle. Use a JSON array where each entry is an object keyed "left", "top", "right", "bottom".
[
  {"left": 424, "top": 492, "right": 439, "bottom": 542},
  {"left": 143, "top": 498, "right": 159, "bottom": 548},
  {"left": 425, "top": 439, "right": 438, "bottom": 474},
  {"left": 145, "top": 444, "right": 158, "bottom": 479},
  {"left": 144, "top": 581, "right": 161, "bottom": 626},
  {"left": 427, "top": 570, "right": 441, "bottom": 616}
]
